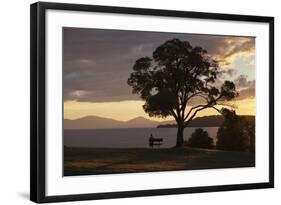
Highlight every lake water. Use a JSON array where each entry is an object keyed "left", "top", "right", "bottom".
[{"left": 64, "top": 127, "right": 219, "bottom": 148}]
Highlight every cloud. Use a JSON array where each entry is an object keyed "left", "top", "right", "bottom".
[
  {"left": 234, "top": 75, "right": 255, "bottom": 100},
  {"left": 237, "top": 77, "right": 249, "bottom": 87},
  {"left": 217, "top": 68, "right": 237, "bottom": 79},
  {"left": 213, "top": 37, "right": 255, "bottom": 68},
  {"left": 186, "top": 74, "right": 255, "bottom": 106},
  {"left": 237, "top": 87, "right": 255, "bottom": 100},
  {"left": 63, "top": 27, "right": 255, "bottom": 103}
]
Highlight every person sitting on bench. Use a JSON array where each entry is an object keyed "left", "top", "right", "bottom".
[{"left": 149, "top": 134, "right": 163, "bottom": 148}]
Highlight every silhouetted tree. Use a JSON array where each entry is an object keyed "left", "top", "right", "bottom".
[
  {"left": 128, "top": 39, "right": 238, "bottom": 147},
  {"left": 216, "top": 108, "right": 253, "bottom": 151},
  {"left": 248, "top": 122, "right": 255, "bottom": 153},
  {"left": 185, "top": 128, "right": 213, "bottom": 149}
]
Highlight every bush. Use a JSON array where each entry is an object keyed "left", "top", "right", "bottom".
[{"left": 185, "top": 128, "right": 213, "bottom": 149}]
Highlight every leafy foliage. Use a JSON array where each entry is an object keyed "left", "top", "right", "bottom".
[
  {"left": 185, "top": 128, "right": 214, "bottom": 149},
  {"left": 216, "top": 108, "right": 255, "bottom": 151},
  {"left": 128, "top": 39, "right": 238, "bottom": 147}
]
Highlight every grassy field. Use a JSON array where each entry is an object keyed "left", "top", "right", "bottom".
[{"left": 64, "top": 147, "right": 255, "bottom": 176}]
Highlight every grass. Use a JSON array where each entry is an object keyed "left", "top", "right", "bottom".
[{"left": 64, "top": 146, "right": 255, "bottom": 176}]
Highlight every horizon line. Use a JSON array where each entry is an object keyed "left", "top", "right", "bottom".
[{"left": 64, "top": 114, "right": 256, "bottom": 122}]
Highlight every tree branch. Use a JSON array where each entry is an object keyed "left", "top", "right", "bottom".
[
  {"left": 184, "top": 105, "right": 221, "bottom": 127},
  {"left": 186, "top": 91, "right": 204, "bottom": 101},
  {"left": 184, "top": 104, "right": 206, "bottom": 121},
  {"left": 184, "top": 106, "right": 208, "bottom": 126},
  {"left": 170, "top": 109, "right": 179, "bottom": 123}
]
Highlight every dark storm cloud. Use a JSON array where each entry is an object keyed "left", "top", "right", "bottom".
[{"left": 63, "top": 27, "right": 255, "bottom": 102}]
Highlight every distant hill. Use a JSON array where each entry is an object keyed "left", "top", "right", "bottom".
[
  {"left": 64, "top": 116, "right": 125, "bottom": 129},
  {"left": 64, "top": 115, "right": 255, "bottom": 129},
  {"left": 157, "top": 115, "right": 255, "bottom": 128},
  {"left": 64, "top": 116, "right": 159, "bottom": 129},
  {"left": 125, "top": 117, "right": 159, "bottom": 128}
]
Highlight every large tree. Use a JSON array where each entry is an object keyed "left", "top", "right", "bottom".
[{"left": 128, "top": 39, "right": 238, "bottom": 147}]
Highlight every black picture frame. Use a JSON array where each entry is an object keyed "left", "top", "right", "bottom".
[{"left": 30, "top": 1, "right": 274, "bottom": 203}]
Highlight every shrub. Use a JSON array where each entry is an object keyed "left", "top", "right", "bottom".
[{"left": 185, "top": 128, "right": 213, "bottom": 149}]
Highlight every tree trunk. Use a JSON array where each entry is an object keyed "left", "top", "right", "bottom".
[{"left": 176, "top": 123, "right": 184, "bottom": 148}]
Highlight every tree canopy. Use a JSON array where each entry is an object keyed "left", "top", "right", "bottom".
[{"left": 128, "top": 38, "right": 238, "bottom": 147}]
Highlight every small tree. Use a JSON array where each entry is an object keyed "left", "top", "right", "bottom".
[
  {"left": 186, "top": 128, "right": 213, "bottom": 149},
  {"left": 248, "top": 123, "right": 255, "bottom": 153},
  {"left": 128, "top": 39, "right": 238, "bottom": 147},
  {"left": 216, "top": 109, "right": 251, "bottom": 151}
]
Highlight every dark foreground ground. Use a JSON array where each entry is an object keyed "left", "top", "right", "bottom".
[{"left": 64, "top": 147, "right": 255, "bottom": 176}]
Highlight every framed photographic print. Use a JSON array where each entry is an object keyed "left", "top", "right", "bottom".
[{"left": 30, "top": 2, "right": 274, "bottom": 203}]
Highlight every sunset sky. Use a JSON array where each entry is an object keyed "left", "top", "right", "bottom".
[{"left": 63, "top": 28, "right": 255, "bottom": 121}]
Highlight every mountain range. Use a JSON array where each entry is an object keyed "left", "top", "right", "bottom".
[
  {"left": 64, "top": 116, "right": 168, "bottom": 129},
  {"left": 64, "top": 115, "right": 255, "bottom": 129}
]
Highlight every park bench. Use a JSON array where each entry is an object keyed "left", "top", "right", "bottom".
[{"left": 149, "top": 137, "right": 163, "bottom": 148}]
